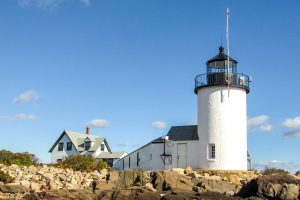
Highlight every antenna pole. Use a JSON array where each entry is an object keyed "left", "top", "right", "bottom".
[{"left": 226, "top": 8, "right": 230, "bottom": 97}]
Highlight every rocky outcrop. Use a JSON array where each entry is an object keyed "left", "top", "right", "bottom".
[
  {"left": 1, "top": 164, "right": 300, "bottom": 200},
  {"left": 193, "top": 178, "right": 237, "bottom": 195},
  {"left": 0, "top": 164, "right": 108, "bottom": 193},
  {"left": 116, "top": 170, "right": 151, "bottom": 188},
  {"left": 256, "top": 174, "right": 300, "bottom": 199}
]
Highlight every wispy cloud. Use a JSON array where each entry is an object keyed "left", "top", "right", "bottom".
[
  {"left": 260, "top": 124, "right": 272, "bottom": 132},
  {"left": 18, "top": 0, "right": 62, "bottom": 9},
  {"left": 130, "top": 144, "right": 141, "bottom": 149},
  {"left": 80, "top": 0, "right": 90, "bottom": 6},
  {"left": 282, "top": 116, "right": 300, "bottom": 129},
  {"left": 86, "top": 119, "right": 111, "bottom": 128},
  {"left": 0, "top": 113, "right": 38, "bottom": 121},
  {"left": 116, "top": 143, "right": 141, "bottom": 150},
  {"left": 152, "top": 121, "right": 167, "bottom": 129},
  {"left": 247, "top": 115, "right": 272, "bottom": 132},
  {"left": 253, "top": 160, "right": 300, "bottom": 174},
  {"left": 13, "top": 90, "right": 40, "bottom": 104},
  {"left": 116, "top": 143, "right": 127, "bottom": 148},
  {"left": 282, "top": 116, "right": 300, "bottom": 138},
  {"left": 283, "top": 129, "right": 300, "bottom": 138},
  {"left": 18, "top": 0, "right": 91, "bottom": 9}
]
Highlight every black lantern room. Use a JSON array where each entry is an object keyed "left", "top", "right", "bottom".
[
  {"left": 194, "top": 46, "right": 250, "bottom": 94},
  {"left": 206, "top": 46, "right": 237, "bottom": 74}
]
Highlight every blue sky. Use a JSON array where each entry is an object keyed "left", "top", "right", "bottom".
[{"left": 0, "top": 0, "right": 300, "bottom": 172}]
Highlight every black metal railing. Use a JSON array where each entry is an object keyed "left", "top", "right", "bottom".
[{"left": 194, "top": 72, "right": 250, "bottom": 93}]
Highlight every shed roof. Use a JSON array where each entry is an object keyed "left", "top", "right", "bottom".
[{"left": 152, "top": 125, "right": 199, "bottom": 143}]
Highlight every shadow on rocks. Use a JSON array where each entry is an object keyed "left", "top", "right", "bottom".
[
  {"left": 109, "top": 188, "right": 160, "bottom": 200},
  {"left": 238, "top": 179, "right": 258, "bottom": 198},
  {"left": 161, "top": 191, "right": 238, "bottom": 200}
]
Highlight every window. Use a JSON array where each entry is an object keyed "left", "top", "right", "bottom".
[
  {"left": 85, "top": 141, "right": 91, "bottom": 150},
  {"left": 67, "top": 142, "right": 72, "bottom": 151},
  {"left": 58, "top": 142, "right": 63, "bottom": 151},
  {"left": 211, "top": 145, "right": 215, "bottom": 158},
  {"left": 101, "top": 144, "right": 105, "bottom": 151},
  {"left": 128, "top": 157, "right": 131, "bottom": 169},
  {"left": 208, "top": 144, "right": 215, "bottom": 159},
  {"left": 137, "top": 152, "right": 140, "bottom": 167},
  {"left": 57, "top": 159, "right": 62, "bottom": 163}
]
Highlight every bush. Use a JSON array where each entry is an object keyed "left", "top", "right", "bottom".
[
  {"left": 295, "top": 170, "right": 300, "bottom": 176},
  {"left": 96, "top": 160, "right": 107, "bottom": 171},
  {"left": 0, "top": 171, "right": 14, "bottom": 183},
  {"left": 261, "top": 167, "right": 289, "bottom": 175},
  {"left": 0, "top": 150, "right": 39, "bottom": 166},
  {"left": 54, "top": 154, "right": 108, "bottom": 172}
]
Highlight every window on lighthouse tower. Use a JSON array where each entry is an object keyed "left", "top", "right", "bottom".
[{"left": 209, "top": 144, "right": 216, "bottom": 159}]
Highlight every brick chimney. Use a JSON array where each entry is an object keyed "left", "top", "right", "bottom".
[{"left": 86, "top": 127, "right": 90, "bottom": 135}]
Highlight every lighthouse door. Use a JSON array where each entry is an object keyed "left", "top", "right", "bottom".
[{"left": 177, "top": 143, "right": 187, "bottom": 168}]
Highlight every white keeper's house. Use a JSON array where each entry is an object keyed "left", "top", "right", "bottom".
[
  {"left": 49, "top": 127, "right": 127, "bottom": 166},
  {"left": 114, "top": 46, "right": 251, "bottom": 171}
]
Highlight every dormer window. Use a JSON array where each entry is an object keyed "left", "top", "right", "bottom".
[
  {"left": 84, "top": 141, "right": 91, "bottom": 150},
  {"left": 101, "top": 144, "right": 105, "bottom": 151},
  {"left": 84, "top": 137, "right": 92, "bottom": 151}
]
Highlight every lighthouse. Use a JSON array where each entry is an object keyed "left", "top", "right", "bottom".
[{"left": 194, "top": 46, "right": 251, "bottom": 170}]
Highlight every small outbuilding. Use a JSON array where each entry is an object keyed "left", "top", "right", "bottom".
[{"left": 113, "top": 125, "right": 199, "bottom": 170}]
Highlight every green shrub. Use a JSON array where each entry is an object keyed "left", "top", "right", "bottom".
[
  {"left": 53, "top": 154, "right": 109, "bottom": 172},
  {"left": 63, "top": 154, "right": 96, "bottom": 172},
  {"left": 0, "top": 171, "right": 14, "bottom": 183},
  {"left": 96, "top": 160, "right": 107, "bottom": 171},
  {"left": 0, "top": 150, "right": 38, "bottom": 166},
  {"left": 261, "top": 167, "right": 289, "bottom": 175}
]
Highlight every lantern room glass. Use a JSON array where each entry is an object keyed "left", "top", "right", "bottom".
[{"left": 207, "top": 60, "right": 237, "bottom": 74}]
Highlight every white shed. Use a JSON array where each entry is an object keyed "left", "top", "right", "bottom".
[{"left": 113, "top": 125, "right": 200, "bottom": 170}]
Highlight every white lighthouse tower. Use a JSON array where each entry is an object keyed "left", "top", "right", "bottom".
[{"left": 194, "top": 46, "right": 251, "bottom": 170}]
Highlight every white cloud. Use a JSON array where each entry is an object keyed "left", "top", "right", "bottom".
[
  {"left": 282, "top": 116, "right": 300, "bottom": 129},
  {"left": 248, "top": 115, "right": 268, "bottom": 127},
  {"left": 86, "top": 119, "right": 111, "bottom": 128},
  {"left": 13, "top": 90, "right": 40, "bottom": 104},
  {"left": 252, "top": 160, "right": 300, "bottom": 174},
  {"left": 18, "top": 0, "right": 62, "bottom": 9},
  {"left": 282, "top": 116, "right": 300, "bottom": 138},
  {"left": 152, "top": 121, "right": 167, "bottom": 129},
  {"left": 260, "top": 124, "right": 272, "bottom": 132},
  {"left": 81, "top": 0, "right": 90, "bottom": 6},
  {"left": 247, "top": 115, "right": 272, "bottom": 132},
  {"left": 18, "top": 0, "right": 91, "bottom": 9},
  {"left": 0, "top": 113, "right": 38, "bottom": 121}
]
